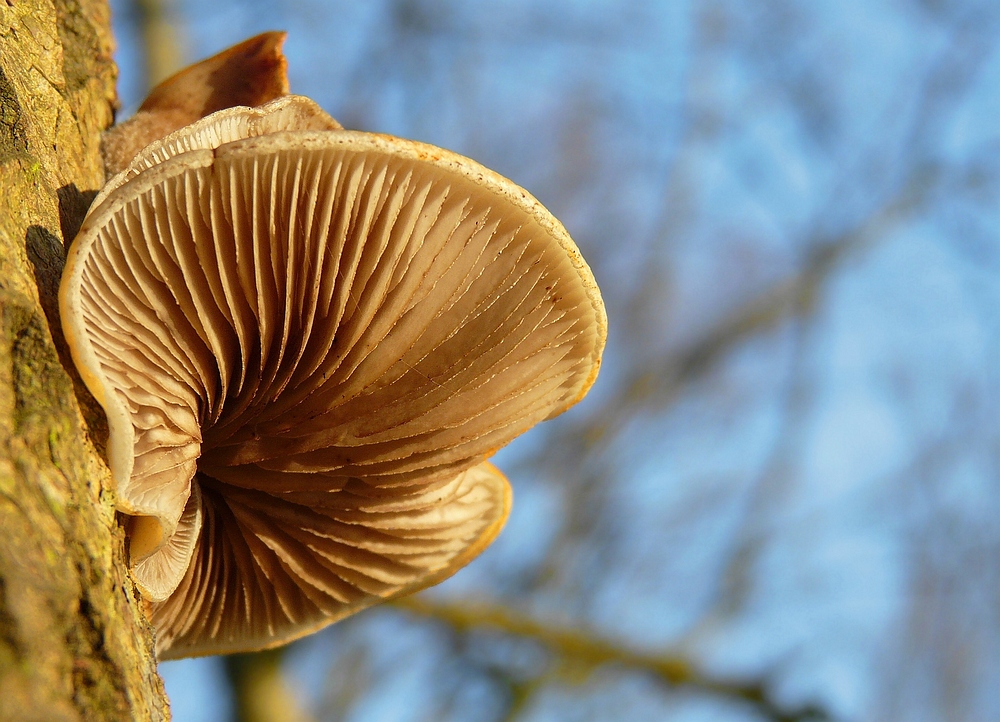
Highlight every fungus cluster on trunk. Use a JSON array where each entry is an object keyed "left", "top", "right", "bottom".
[{"left": 59, "top": 32, "right": 606, "bottom": 659}]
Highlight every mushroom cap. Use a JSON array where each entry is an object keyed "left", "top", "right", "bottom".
[{"left": 60, "top": 96, "right": 606, "bottom": 658}]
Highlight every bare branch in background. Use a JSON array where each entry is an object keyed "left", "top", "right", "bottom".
[{"left": 392, "top": 597, "right": 830, "bottom": 722}]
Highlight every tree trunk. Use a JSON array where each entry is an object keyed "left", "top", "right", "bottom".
[{"left": 0, "top": 1, "right": 169, "bottom": 719}]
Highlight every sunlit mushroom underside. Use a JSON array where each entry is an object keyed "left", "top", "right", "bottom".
[
  {"left": 61, "top": 102, "right": 605, "bottom": 658},
  {"left": 152, "top": 461, "right": 510, "bottom": 657}
]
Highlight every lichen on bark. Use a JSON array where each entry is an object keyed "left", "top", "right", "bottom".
[{"left": 0, "top": 0, "right": 169, "bottom": 719}]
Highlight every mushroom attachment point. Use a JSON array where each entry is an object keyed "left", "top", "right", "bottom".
[{"left": 61, "top": 59, "right": 606, "bottom": 660}]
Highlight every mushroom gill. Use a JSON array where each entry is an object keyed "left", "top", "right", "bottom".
[{"left": 60, "top": 94, "right": 606, "bottom": 658}]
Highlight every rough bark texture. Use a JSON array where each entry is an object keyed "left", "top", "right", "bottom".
[{"left": 0, "top": 1, "right": 169, "bottom": 719}]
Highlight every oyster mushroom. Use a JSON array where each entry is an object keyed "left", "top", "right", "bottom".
[{"left": 60, "top": 46, "right": 606, "bottom": 660}]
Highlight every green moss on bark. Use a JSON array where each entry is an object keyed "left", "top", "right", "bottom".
[{"left": 0, "top": 1, "right": 169, "bottom": 720}]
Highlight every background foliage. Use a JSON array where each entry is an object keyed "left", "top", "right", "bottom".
[{"left": 110, "top": 1, "right": 1000, "bottom": 720}]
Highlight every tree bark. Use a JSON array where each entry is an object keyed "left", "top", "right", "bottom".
[{"left": 0, "top": 1, "right": 169, "bottom": 719}]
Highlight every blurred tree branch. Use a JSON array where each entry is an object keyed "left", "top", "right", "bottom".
[
  {"left": 392, "top": 596, "right": 830, "bottom": 722},
  {"left": 553, "top": 163, "right": 940, "bottom": 461},
  {"left": 512, "top": 164, "right": 941, "bottom": 607}
]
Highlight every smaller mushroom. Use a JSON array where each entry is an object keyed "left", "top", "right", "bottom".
[
  {"left": 102, "top": 31, "right": 293, "bottom": 177},
  {"left": 61, "top": 35, "right": 606, "bottom": 658}
]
